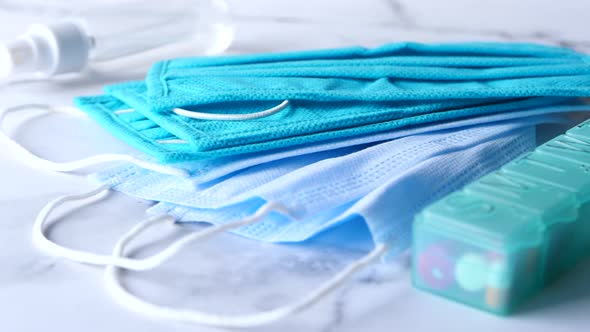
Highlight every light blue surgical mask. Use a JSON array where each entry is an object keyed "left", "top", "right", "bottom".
[
  {"left": 221, "top": 119, "right": 546, "bottom": 220},
  {"left": 144, "top": 118, "right": 545, "bottom": 250},
  {"left": 91, "top": 143, "right": 368, "bottom": 209},
  {"left": 19, "top": 114, "right": 572, "bottom": 328},
  {"left": 153, "top": 120, "right": 536, "bottom": 259},
  {"left": 27, "top": 118, "right": 541, "bottom": 328}
]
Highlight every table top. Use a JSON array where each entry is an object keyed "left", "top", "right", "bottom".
[{"left": 1, "top": 0, "right": 590, "bottom": 331}]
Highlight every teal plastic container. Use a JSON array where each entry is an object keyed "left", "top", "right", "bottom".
[{"left": 412, "top": 118, "right": 590, "bottom": 315}]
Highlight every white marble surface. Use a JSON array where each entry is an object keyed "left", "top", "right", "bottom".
[{"left": 1, "top": 0, "right": 590, "bottom": 331}]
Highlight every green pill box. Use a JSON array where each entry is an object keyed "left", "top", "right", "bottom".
[{"left": 413, "top": 118, "right": 590, "bottom": 315}]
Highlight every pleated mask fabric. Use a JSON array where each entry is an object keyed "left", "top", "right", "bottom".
[{"left": 147, "top": 120, "right": 538, "bottom": 257}]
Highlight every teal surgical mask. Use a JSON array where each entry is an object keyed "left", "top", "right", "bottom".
[
  {"left": 64, "top": 42, "right": 589, "bottom": 164},
  {"left": 142, "top": 41, "right": 590, "bottom": 112},
  {"left": 4, "top": 96, "right": 584, "bottom": 177},
  {"left": 82, "top": 82, "right": 582, "bottom": 162}
]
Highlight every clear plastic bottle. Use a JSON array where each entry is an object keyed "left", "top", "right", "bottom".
[{"left": 0, "top": 0, "right": 233, "bottom": 77}]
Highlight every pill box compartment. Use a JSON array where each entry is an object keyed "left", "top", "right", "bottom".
[
  {"left": 412, "top": 119, "right": 590, "bottom": 314},
  {"left": 412, "top": 182, "right": 578, "bottom": 315}
]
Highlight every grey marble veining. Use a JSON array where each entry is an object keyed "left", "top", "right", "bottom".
[{"left": 1, "top": 1, "right": 590, "bottom": 331}]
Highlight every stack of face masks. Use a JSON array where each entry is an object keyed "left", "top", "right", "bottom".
[{"left": 3, "top": 41, "right": 590, "bottom": 327}]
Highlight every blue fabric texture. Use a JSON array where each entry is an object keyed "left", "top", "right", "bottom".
[{"left": 75, "top": 41, "right": 590, "bottom": 163}]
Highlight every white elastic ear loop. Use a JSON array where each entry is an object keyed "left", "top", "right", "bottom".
[
  {"left": 0, "top": 104, "right": 188, "bottom": 177},
  {"left": 173, "top": 100, "right": 289, "bottom": 121},
  {"left": 32, "top": 185, "right": 288, "bottom": 271},
  {"left": 103, "top": 210, "right": 388, "bottom": 328}
]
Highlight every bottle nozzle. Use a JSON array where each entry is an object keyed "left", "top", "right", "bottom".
[{"left": 0, "top": 38, "right": 38, "bottom": 78}]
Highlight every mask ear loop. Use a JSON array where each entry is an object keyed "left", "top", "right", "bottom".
[
  {"left": 0, "top": 104, "right": 188, "bottom": 177},
  {"left": 173, "top": 100, "right": 289, "bottom": 121},
  {"left": 32, "top": 185, "right": 288, "bottom": 271},
  {"left": 34, "top": 184, "right": 388, "bottom": 326},
  {"left": 103, "top": 210, "right": 388, "bottom": 328}
]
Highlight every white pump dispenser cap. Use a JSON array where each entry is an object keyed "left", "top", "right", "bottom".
[{"left": 0, "top": 21, "right": 91, "bottom": 78}]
